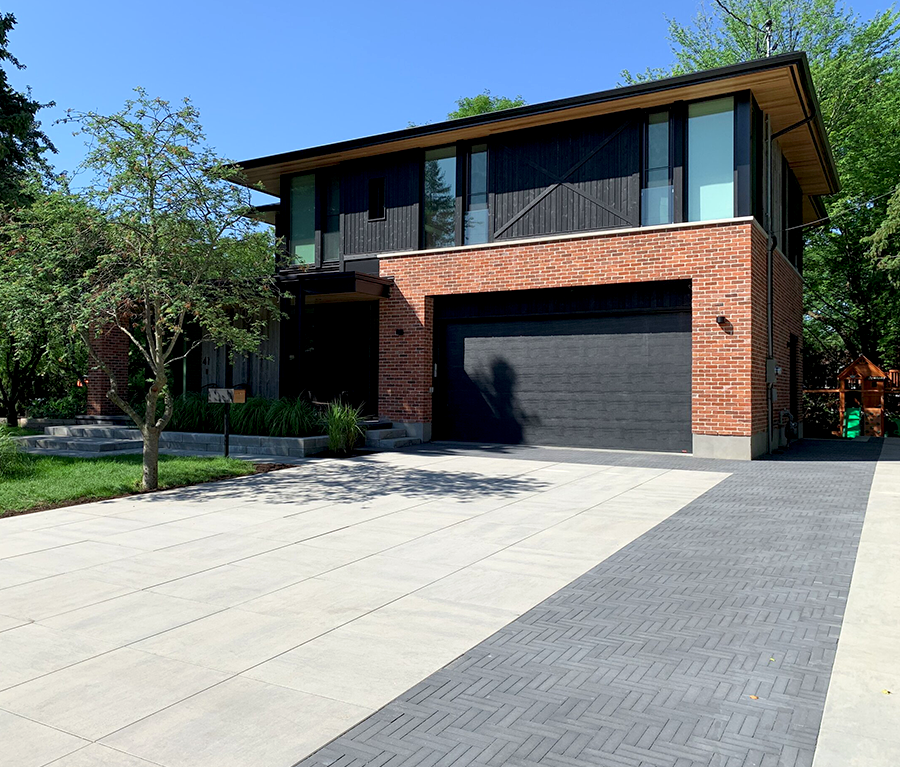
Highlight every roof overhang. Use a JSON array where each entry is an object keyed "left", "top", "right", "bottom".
[
  {"left": 276, "top": 270, "right": 391, "bottom": 304},
  {"left": 232, "top": 52, "right": 837, "bottom": 220}
]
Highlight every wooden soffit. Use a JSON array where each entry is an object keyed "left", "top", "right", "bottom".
[{"left": 234, "top": 53, "right": 836, "bottom": 208}]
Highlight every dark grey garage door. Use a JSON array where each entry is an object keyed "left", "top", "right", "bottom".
[{"left": 433, "top": 283, "right": 692, "bottom": 452}]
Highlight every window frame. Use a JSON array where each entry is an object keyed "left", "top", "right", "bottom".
[
  {"left": 684, "top": 94, "right": 737, "bottom": 223},
  {"left": 640, "top": 109, "right": 674, "bottom": 227},
  {"left": 367, "top": 177, "right": 386, "bottom": 222}
]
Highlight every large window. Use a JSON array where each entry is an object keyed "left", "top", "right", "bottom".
[
  {"left": 687, "top": 97, "right": 734, "bottom": 222},
  {"left": 423, "top": 146, "right": 457, "bottom": 249},
  {"left": 289, "top": 173, "right": 316, "bottom": 265},
  {"left": 465, "top": 144, "right": 489, "bottom": 245},
  {"left": 642, "top": 111, "right": 673, "bottom": 226}
]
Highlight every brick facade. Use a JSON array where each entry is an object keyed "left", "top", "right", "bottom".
[
  {"left": 377, "top": 218, "right": 803, "bottom": 448},
  {"left": 87, "top": 325, "right": 129, "bottom": 416}
]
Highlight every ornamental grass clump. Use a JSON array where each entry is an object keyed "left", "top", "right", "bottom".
[
  {"left": 267, "top": 397, "right": 322, "bottom": 438},
  {"left": 0, "top": 430, "right": 33, "bottom": 479},
  {"left": 324, "top": 400, "right": 364, "bottom": 456}
]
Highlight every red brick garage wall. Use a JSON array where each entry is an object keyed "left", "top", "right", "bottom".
[
  {"left": 378, "top": 219, "right": 767, "bottom": 440},
  {"left": 749, "top": 224, "right": 805, "bottom": 437}
]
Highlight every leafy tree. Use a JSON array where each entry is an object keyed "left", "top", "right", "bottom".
[
  {"left": 0, "top": 14, "right": 60, "bottom": 425},
  {"left": 0, "top": 13, "right": 54, "bottom": 204},
  {"left": 447, "top": 90, "right": 526, "bottom": 119},
  {"left": 25, "top": 91, "right": 277, "bottom": 490},
  {"left": 622, "top": 0, "right": 900, "bottom": 373},
  {"left": 0, "top": 186, "right": 100, "bottom": 425}
]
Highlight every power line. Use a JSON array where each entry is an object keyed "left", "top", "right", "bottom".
[
  {"left": 713, "top": 0, "right": 776, "bottom": 56},
  {"left": 783, "top": 186, "right": 899, "bottom": 233}
]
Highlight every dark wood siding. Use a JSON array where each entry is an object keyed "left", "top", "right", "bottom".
[
  {"left": 341, "top": 152, "right": 420, "bottom": 256},
  {"left": 489, "top": 112, "right": 641, "bottom": 241}
]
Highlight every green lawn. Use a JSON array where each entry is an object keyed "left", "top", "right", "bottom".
[{"left": 0, "top": 454, "right": 254, "bottom": 515}]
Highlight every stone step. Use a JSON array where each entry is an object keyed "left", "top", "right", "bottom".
[
  {"left": 369, "top": 437, "right": 422, "bottom": 450},
  {"left": 46, "top": 425, "right": 141, "bottom": 439},
  {"left": 18, "top": 435, "right": 143, "bottom": 452},
  {"left": 365, "top": 428, "right": 409, "bottom": 443}
]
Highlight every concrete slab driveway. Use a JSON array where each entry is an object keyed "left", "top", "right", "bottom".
[{"left": 0, "top": 451, "right": 728, "bottom": 767}]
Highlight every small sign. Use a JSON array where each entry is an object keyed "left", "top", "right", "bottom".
[{"left": 208, "top": 388, "right": 246, "bottom": 404}]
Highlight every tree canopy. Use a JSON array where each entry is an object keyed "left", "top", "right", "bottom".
[
  {"left": 2, "top": 91, "right": 278, "bottom": 489},
  {"left": 623, "top": 0, "right": 900, "bottom": 375},
  {"left": 447, "top": 90, "right": 526, "bottom": 119},
  {"left": 0, "top": 13, "right": 54, "bottom": 205}
]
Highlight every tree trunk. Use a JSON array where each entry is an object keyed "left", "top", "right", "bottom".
[
  {"left": 5, "top": 404, "right": 17, "bottom": 428},
  {"left": 142, "top": 426, "right": 160, "bottom": 491}
]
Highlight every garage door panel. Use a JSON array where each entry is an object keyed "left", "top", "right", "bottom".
[{"left": 437, "top": 310, "right": 691, "bottom": 452}]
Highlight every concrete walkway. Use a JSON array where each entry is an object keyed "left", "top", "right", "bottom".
[
  {"left": 812, "top": 438, "right": 900, "bottom": 766},
  {"left": 0, "top": 452, "right": 727, "bottom": 767}
]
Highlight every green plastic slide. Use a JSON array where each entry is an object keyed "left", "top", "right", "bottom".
[{"left": 844, "top": 407, "right": 862, "bottom": 438}]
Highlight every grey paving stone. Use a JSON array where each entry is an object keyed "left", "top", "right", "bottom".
[{"left": 292, "top": 439, "right": 881, "bottom": 767}]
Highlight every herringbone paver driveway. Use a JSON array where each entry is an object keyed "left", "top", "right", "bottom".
[{"left": 294, "top": 439, "right": 881, "bottom": 767}]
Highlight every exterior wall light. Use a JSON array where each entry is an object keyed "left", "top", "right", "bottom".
[{"left": 716, "top": 315, "right": 727, "bottom": 325}]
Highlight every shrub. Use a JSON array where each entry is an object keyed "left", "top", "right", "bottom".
[
  {"left": 268, "top": 397, "right": 322, "bottom": 438},
  {"left": 323, "top": 400, "right": 364, "bottom": 456},
  {"left": 0, "top": 430, "right": 33, "bottom": 479},
  {"left": 28, "top": 386, "right": 87, "bottom": 419}
]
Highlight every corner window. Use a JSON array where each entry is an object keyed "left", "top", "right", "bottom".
[
  {"left": 368, "top": 177, "right": 385, "bottom": 221},
  {"left": 423, "top": 146, "right": 456, "bottom": 249},
  {"left": 641, "top": 111, "right": 673, "bottom": 226},
  {"left": 464, "top": 144, "right": 489, "bottom": 245},
  {"left": 289, "top": 173, "right": 315, "bottom": 265},
  {"left": 687, "top": 97, "right": 734, "bottom": 222}
]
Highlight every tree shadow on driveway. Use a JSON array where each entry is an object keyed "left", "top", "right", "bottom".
[{"left": 119, "top": 454, "right": 553, "bottom": 509}]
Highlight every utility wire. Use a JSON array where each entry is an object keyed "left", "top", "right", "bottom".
[
  {"left": 713, "top": 0, "right": 776, "bottom": 56},
  {"left": 782, "top": 186, "right": 899, "bottom": 233}
]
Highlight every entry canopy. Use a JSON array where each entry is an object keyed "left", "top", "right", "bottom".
[{"left": 275, "top": 270, "right": 392, "bottom": 304}]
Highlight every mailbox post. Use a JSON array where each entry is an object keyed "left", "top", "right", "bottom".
[{"left": 207, "top": 388, "right": 247, "bottom": 457}]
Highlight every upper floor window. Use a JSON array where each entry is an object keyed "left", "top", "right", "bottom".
[
  {"left": 465, "top": 144, "right": 489, "bottom": 245},
  {"left": 642, "top": 111, "right": 673, "bottom": 226},
  {"left": 289, "top": 173, "right": 315, "bottom": 265},
  {"left": 322, "top": 173, "right": 341, "bottom": 263},
  {"left": 688, "top": 97, "right": 734, "bottom": 222},
  {"left": 368, "top": 177, "right": 385, "bottom": 221},
  {"left": 423, "top": 146, "right": 456, "bottom": 249}
]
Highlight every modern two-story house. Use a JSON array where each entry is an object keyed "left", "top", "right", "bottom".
[{"left": 88, "top": 52, "right": 837, "bottom": 459}]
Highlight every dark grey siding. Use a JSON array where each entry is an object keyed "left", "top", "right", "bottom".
[
  {"left": 490, "top": 112, "right": 641, "bottom": 241},
  {"left": 433, "top": 283, "right": 692, "bottom": 452},
  {"left": 341, "top": 152, "right": 420, "bottom": 256}
]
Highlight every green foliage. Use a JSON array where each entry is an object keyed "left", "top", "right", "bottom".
[
  {"left": 28, "top": 385, "right": 87, "bottom": 419},
  {"left": 621, "top": 0, "right": 900, "bottom": 375},
  {"left": 0, "top": 13, "right": 54, "bottom": 206},
  {"left": 167, "top": 393, "right": 324, "bottom": 438},
  {"left": 323, "top": 400, "right": 364, "bottom": 455},
  {"left": 167, "top": 392, "right": 223, "bottom": 433},
  {"left": 230, "top": 396, "right": 272, "bottom": 436},
  {"left": 0, "top": 428, "right": 32, "bottom": 479},
  {"left": 0, "top": 90, "right": 281, "bottom": 489},
  {"left": 447, "top": 90, "right": 526, "bottom": 119},
  {"left": 0, "top": 454, "right": 252, "bottom": 514},
  {"left": 266, "top": 397, "right": 322, "bottom": 438}
]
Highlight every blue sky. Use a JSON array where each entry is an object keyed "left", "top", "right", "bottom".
[{"left": 6, "top": 0, "right": 889, "bottom": 200}]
